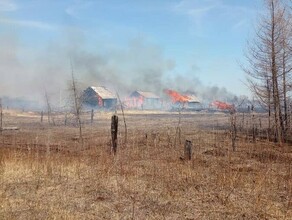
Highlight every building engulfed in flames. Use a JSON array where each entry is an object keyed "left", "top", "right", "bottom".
[
  {"left": 124, "top": 91, "right": 162, "bottom": 110},
  {"left": 83, "top": 86, "right": 117, "bottom": 109},
  {"left": 164, "top": 89, "right": 200, "bottom": 108},
  {"left": 210, "top": 100, "right": 234, "bottom": 111},
  {"left": 82, "top": 85, "right": 235, "bottom": 112}
]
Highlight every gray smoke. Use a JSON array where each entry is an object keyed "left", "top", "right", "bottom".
[{"left": 0, "top": 29, "right": 237, "bottom": 109}]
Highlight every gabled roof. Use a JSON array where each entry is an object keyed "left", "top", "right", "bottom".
[
  {"left": 186, "top": 94, "right": 200, "bottom": 103},
  {"left": 90, "top": 86, "right": 116, "bottom": 99},
  {"left": 132, "top": 91, "right": 160, "bottom": 99}
]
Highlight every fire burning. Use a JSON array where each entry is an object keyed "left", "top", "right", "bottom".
[
  {"left": 210, "top": 100, "right": 234, "bottom": 111},
  {"left": 164, "top": 89, "right": 190, "bottom": 103},
  {"left": 124, "top": 96, "right": 144, "bottom": 109},
  {"left": 123, "top": 91, "right": 161, "bottom": 109}
]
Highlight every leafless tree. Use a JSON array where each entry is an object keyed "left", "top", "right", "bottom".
[
  {"left": 243, "top": 0, "right": 292, "bottom": 145},
  {"left": 45, "top": 90, "right": 55, "bottom": 126},
  {"left": 70, "top": 61, "right": 83, "bottom": 142},
  {"left": 230, "top": 97, "right": 246, "bottom": 151},
  {"left": 278, "top": 0, "right": 292, "bottom": 139},
  {"left": 116, "top": 92, "right": 127, "bottom": 147}
]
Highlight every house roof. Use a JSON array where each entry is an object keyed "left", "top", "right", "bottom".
[
  {"left": 90, "top": 86, "right": 116, "bottom": 99},
  {"left": 132, "top": 91, "right": 160, "bottom": 99},
  {"left": 186, "top": 94, "right": 200, "bottom": 103}
]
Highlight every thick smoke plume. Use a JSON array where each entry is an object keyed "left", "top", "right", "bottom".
[{"left": 0, "top": 30, "right": 238, "bottom": 109}]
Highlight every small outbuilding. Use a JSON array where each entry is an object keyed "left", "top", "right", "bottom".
[
  {"left": 186, "top": 94, "right": 200, "bottom": 103},
  {"left": 185, "top": 94, "right": 200, "bottom": 108},
  {"left": 83, "top": 86, "right": 117, "bottom": 109},
  {"left": 126, "top": 91, "right": 161, "bottom": 109}
]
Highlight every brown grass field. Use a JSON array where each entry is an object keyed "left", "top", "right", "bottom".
[{"left": 0, "top": 109, "right": 292, "bottom": 219}]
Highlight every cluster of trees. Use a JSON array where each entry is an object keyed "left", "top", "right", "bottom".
[{"left": 244, "top": 0, "right": 292, "bottom": 145}]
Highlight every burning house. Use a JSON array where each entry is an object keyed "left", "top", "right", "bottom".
[
  {"left": 125, "top": 91, "right": 161, "bottom": 109},
  {"left": 164, "top": 89, "right": 189, "bottom": 103},
  {"left": 83, "top": 86, "right": 117, "bottom": 109},
  {"left": 185, "top": 94, "right": 200, "bottom": 108},
  {"left": 210, "top": 100, "right": 234, "bottom": 111},
  {"left": 164, "top": 89, "right": 200, "bottom": 109}
]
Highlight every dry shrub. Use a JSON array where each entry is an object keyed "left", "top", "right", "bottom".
[{"left": 0, "top": 111, "right": 291, "bottom": 219}]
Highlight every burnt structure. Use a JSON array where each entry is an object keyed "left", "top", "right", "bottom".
[
  {"left": 83, "top": 86, "right": 117, "bottom": 109},
  {"left": 185, "top": 94, "right": 200, "bottom": 108},
  {"left": 164, "top": 89, "right": 200, "bottom": 109},
  {"left": 126, "top": 91, "right": 161, "bottom": 109}
]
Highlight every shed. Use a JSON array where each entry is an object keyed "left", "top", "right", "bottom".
[
  {"left": 186, "top": 94, "right": 200, "bottom": 103},
  {"left": 126, "top": 91, "right": 161, "bottom": 109},
  {"left": 185, "top": 94, "right": 201, "bottom": 109},
  {"left": 83, "top": 86, "right": 117, "bottom": 109}
]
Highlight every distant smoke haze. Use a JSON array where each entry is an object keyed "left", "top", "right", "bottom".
[{"left": 0, "top": 29, "right": 238, "bottom": 109}]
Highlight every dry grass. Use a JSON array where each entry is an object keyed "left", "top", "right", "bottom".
[{"left": 0, "top": 109, "right": 291, "bottom": 219}]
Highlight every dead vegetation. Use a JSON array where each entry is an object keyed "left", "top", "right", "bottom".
[{"left": 0, "top": 109, "right": 291, "bottom": 219}]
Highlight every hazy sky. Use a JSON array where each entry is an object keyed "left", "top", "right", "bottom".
[{"left": 0, "top": 0, "right": 262, "bottom": 100}]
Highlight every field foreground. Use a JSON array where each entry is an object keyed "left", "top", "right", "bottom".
[{"left": 0, "top": 110, "right": 292, "bottom": 219}]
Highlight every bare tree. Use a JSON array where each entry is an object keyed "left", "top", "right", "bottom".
[
  {"left": 243, "top": 0, "right": 292, "bottom": 145},
  {"left": 70, "top": 61, "right": 83, "bottom": 142},
  {"left": 45, "top": 90, "right": 55, "bottom": 126},
  {"left": 116, "top": 92, "right": 127, "bottom": 147},
  {"left": 283, "top": 8, "right": 292, "bottom": 134},
  {"left": 229, "top": 98, "right": 246, "bottom": 151}
]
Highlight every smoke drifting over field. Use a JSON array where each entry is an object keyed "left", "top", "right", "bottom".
[{"left": 0, "top": 30, "right": 237, "bottom": 108}]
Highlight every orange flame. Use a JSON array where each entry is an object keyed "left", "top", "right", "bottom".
[
  {"left": 211, "top": 100, "right": 234, "bottom": 110},
  {"left": 124, "top": 96, "right": 144, "bottom": 108},
  {"left": 164, "top": 89, "right": 190, "bottom": 103}
]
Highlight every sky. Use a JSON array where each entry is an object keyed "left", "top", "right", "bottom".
[{"left": 0, "top": 0, "right": 263, "bottom": 103}]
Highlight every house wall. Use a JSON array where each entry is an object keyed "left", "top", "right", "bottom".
[
  {"left": 83, "top": 88, "right": 99, "bottom": 106},
  {"left": 143, "top": 98, "right": 161, "bottom": 109},
  {"left": 103, "top": 99, "right": 117, "bottom": 109},
  {"left": 128, "top": 92, "right": 161, "bottom": 109},
  {"left": 127, "top": 97, "right": 161, "bottom": 109}
]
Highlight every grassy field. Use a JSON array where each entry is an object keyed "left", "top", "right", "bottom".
[{"left": 0, "top": 109, "right": 291, "bottom": 219}]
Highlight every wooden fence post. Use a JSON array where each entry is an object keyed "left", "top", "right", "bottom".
[
  {"left": 184, "top": 140, "right": 192, "bottom": 160},
  {"left": 230, "top": 109, "right": 237, "bottom": 151},
  {"left": 91, "top": 109, "right": 94, "bottom": 125},
  {"left": 111, "top": 115, "right": 118, "bottom": 154}
]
